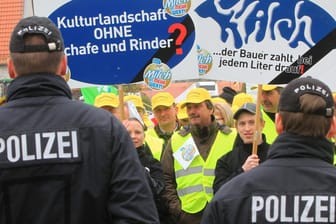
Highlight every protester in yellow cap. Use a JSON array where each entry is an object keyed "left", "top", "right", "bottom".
[
  {"left": 124, "top": 95, "right": 153, "bottom": 128},
  {"left": 161, "top": 88, "right": 237, "bottom": 224},
  {"left": 94, "top": 93, "right": 120, "bottom": 119},
  {"left": 253, "top": 84, "right": 283, "bottom": 143},
  {"left": 146, "top": 92, "right": 179, "bottom": 161}
]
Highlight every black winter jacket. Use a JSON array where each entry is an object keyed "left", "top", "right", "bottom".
[
  {"left": 213, "top": 134, "right": 269, "bottom": 193},
  {"left": 137, "top": 144, "right": 171, "bottom": 223},
  {"left": 0, "top": 74, "right": 159, "bottom": 224},
  {"left": 202, "top": 133, "right": 336, "bottom": 224}
]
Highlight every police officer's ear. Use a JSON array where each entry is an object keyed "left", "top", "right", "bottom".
[
  {"left": 7, "top": 58, "right": 17, "bottom": 79},
  {"left": 275, "top": 113, "right": 283, "bottom": 134},
  {"left": 58, "top": 54, "right": 68, "bottom": 78},
  {"left": 327, "top": 115, "right": 336, "bottom": 139}
]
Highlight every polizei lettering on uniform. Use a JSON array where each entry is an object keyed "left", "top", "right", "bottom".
[
  {"left": 0, "top": 130, "right": 80, "bottom": 168},
  {"left": 251, "top": 194, "right": 336, "bottom": 223},
  {"left": 294, "top": 84, "right": 330, "bottom": 97}
]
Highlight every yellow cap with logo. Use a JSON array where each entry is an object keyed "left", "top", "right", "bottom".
[
  {"left": 94, "top": 93, "right": 119, "bottom": 108},
  {"left": 251, "top": 84, "right": 279, "bottom": 91},
  {"left": 124, "top": 95, "right": 145, "bottom": 109},
  {"left": 231, "top": 92, "right": 255, "bottom": 113},
  {"left": 151, "top": 92, "right": 175, "bottom": 110},
  {"left": 177, "top": 100, "right": 188, "bottom": 120},
  {"left": 211, "top": 97, "right": 227, "bottom": 104},
  {"left": 181, "top": 88, "right": 211, "bottom": 108}
]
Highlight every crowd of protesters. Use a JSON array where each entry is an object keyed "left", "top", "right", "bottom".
[{"left": 1, "top": 16, "right": 336, "bottom": 224}]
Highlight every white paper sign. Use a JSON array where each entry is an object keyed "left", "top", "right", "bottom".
[{"left": 173, "top": 137, "right": 199, "bottom": 170}]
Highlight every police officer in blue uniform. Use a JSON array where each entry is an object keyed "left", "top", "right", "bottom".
[
  {"left": 0, "top": 16, "right": 159, "bottom": 224},
  {"left": 202, "top": 77, "right": 336, "bottom": 224}
]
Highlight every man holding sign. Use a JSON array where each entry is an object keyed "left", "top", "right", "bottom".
[
  {"left": 201, "top": 77, "right": 336, "bottom": 224},
  {"left": 161, "top": 88, "right": 236, "bottom": 223},
  {"left": 213, "top": 102, "right": 269, "bottom": 194}
]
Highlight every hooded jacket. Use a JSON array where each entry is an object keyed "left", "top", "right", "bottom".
[
  {"left": 202, "top": 133, "right": 336, "bottom": 224},
  {"left": 0, "top": 74, "right": 159, "bottom": 224}
]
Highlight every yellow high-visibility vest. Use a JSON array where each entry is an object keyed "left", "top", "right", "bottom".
[
  {"left": 145, "top": 134, "right": 164, "bottom": 161},
  {"left": 171, "top": 129, "right": 236, "bottom": 213},
  {"left": 146, "top": 127, "right": 159, "bottom": 139},
  {"left": 261, "top": 109, "right": 278, "bottom": 144}
]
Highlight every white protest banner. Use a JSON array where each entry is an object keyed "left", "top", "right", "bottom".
[{"left": 32, "top": 0, "right": 336, "bottom": 89}]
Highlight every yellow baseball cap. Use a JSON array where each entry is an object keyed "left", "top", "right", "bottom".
[
  {"left": 151, "top": 92, "right": 175, "bottom": 110},
  {"left": 181, "top": 88, "right": 211, "bottom": 108},
  {"left": 211, "top": 97, "right": 227, "bottom": 104},
  {"left": 124, "top": 95, "right": 145, "bottom": 109},
  {"left": 251, "top": 84, "right": 279, "bottom": 91},
  {"left": 177, "top": 100, "right": 188, "bottom": 120},
  {"left": 231, "top": 92, "right": 255, "bottom": 113},
  {"left": 94, "top": 93, "right": 119, "bottom": 108}
]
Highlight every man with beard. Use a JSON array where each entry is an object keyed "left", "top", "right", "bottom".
[
  {"left": 161, "top": 88, "right": 236, "bottom": 224},
  {"left": 258, "top": 85, "right": 283, "bottom": 143}
]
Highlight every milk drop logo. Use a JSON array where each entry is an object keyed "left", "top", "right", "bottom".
[
  {"left": 181, "top": 144, "right": 196, "bottom": 161},
  {"left": 195, "top": 0, "right": 336, "bottom": 49},
  {"left": 197, "top": 45, "right": 213, "bottom": 76},
  {"left": 143, "top": 58, "right": 172, "bottom": 90},
  {"left": 163, "top": 0, "right": 192, "bottom": 17}
]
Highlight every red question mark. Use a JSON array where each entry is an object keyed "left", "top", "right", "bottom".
[{"left": 168, "top": 23, "right": 187, "bottom": 55}]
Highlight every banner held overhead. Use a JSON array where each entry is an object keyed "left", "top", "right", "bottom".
[{"left": 32, "top": 0, "right": 336, "bottom": 88}]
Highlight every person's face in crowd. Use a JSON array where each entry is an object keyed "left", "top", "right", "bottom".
[
  {"left": 153, "top": 105, "right": 177, "bottom": 128},
  {"left": 186, "top": 102, "right": 212, "bottom": 127},
  {"left": 261, "top": 89, "right": 280, "bottom": 113},
  {"left": 123, "top": 119, "right": 145, "bottom": 148},
  {"left": 214, "top": 109, "right": 225, "bottom": 126},
  {"left": 101, "top": 106, "right": 120, "bottom": 119},
  {"left": 236, "top": 112, "right": 256, "bottom": 144},
  {"left": 236, "top": 112, "right": 264, "bottom": 144}
]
